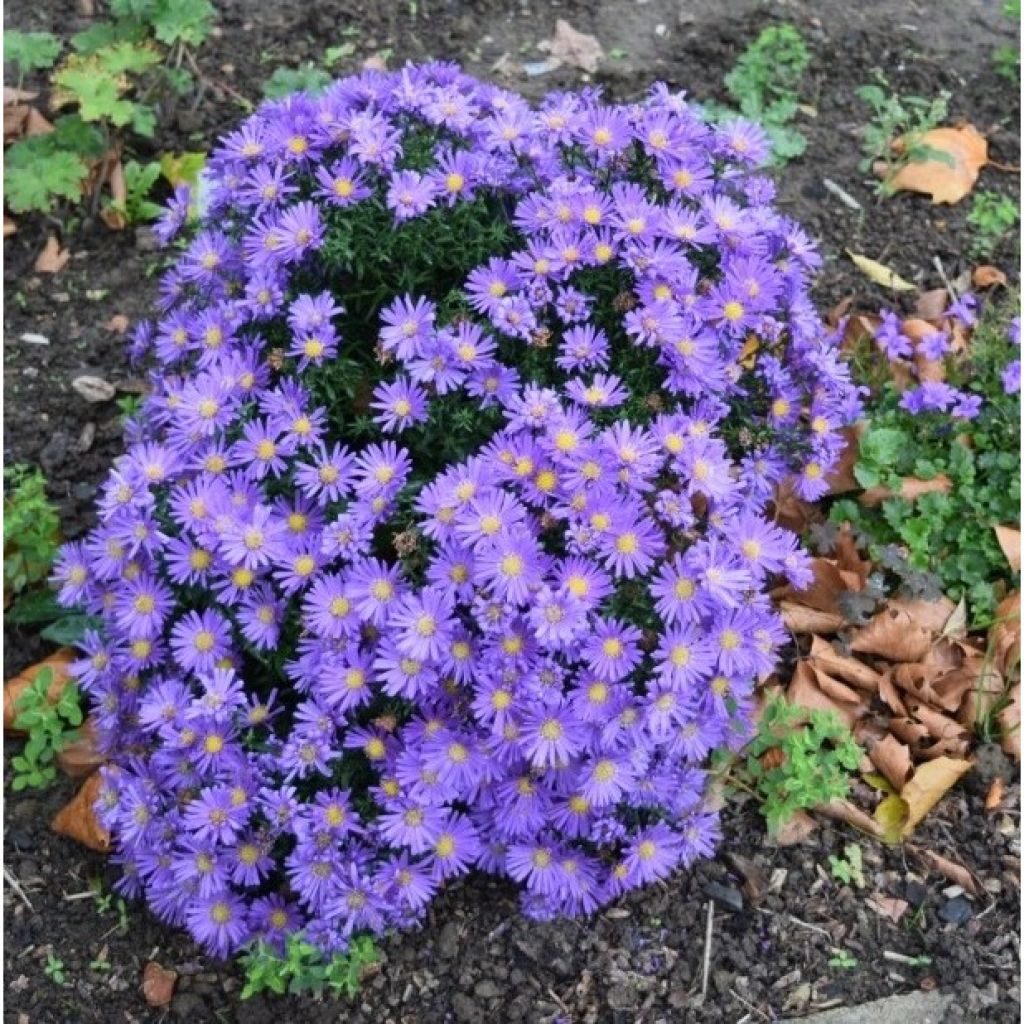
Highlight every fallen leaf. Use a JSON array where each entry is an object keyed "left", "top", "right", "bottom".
[
  {"left": 869, "top": 733, "right": 914, "bottom": 790},
  {"left": 51, "top": 771, "right": 110, "bottom": 853},
  {"left": 98, "top": 159, "right": 128, "bottom": 231},
  {"left": 866, "top": 893, "right": 909, "bottom": 923},
  {"left": 825, "top": 426, "right": 864, "bottom": 495},
  {"left": 809, "top": 635, "right": 882, "bottom": 691},
  {"left": 72, "top": 375, "right": 117, "bottom": 403},
  {"left": 899, "top": 756, "right": 972, "bottom": 836},
  {"left": 537, "top": 19, "right": 604, "bottom": 74},
  {"left": 787, "top": 661, "right": 861, "bottom": 727},
  {"left": 850, "top": 607, "right": 933, "bottom": 662},
  {"left": 985, "top": 776, "right": 1005, "bottom": 811},
  {"left": 3, "top": 216, "right": 16, "bottom": 237},
  {"left": 34, "top": 235, "right": 70, "bottom": 274},
  {"left": 105, "top": 314, "right": 130, "bottom": 334},
  {"left": 908, "top": 845, "right": 984, "bottom": 897},
  {"left": 56, "top": 718, "right": 104, "bottom": 779},
  {"left": 989, "top": 592, "right": 1021, "bottom": 678},
  {"left": 858, "top": 473, "right": 952, "bottom": 507},
  {"left": 780, "top": 601, "right": 844, "bottom": 635},
  {"left": 915, "top": 288, "right": 949, "bottom": 322},
  {"left": 4, "top": 650, "right": 76, "bottom": 733},
  {"left": 942, "top": 598, "right": 968, "bottom": 640},
  {"left": 973, "top": 265, "right": 1008, "bottom": 289},
  {"left": 889, "top": 595, "right": 958, "bottom": 635},
  {"left": 878, "top": 670, "right": 908, "bottom": 715},
  {"left": 994, "top": 525, "right": 1021, "bottom": 572},
  {"left": 846, "top": 250, "right": 916, "bottom": 292},
  {"left": 724, "top": 853, "right": 768, "bottom": 905},
  {"left": 142, "top": 961, "right": 178, "bottom": 1008},
  {"left": 998, "top": 682, "right": 1020, "bottom": 763},
  {"left": 885, "top": 124, "right": 989, "bottom": 204},
  {"left": 780, "top": 558, "right": 854, "bottom": 614},
  {"left": 874, "top": 793, "right": 909, "bottom": 843},
  {"left": 771, "top": 809, "right": 818, "bottom": 846},
  {"left": 817, "top": 797, "right": 885, "bottom": 838}
]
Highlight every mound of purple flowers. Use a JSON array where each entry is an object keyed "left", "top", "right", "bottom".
[{"left": 54, "top": 63, "right": 859, "bottom": 959}]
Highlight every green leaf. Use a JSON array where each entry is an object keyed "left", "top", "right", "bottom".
[
  {"left": 3, "top": 144, "right": 88, "bottom": 212},
  {"left": 41, "top": 613, "right": 102, "bottom": 646},
  {"left": 99, "top": 41, "right": 162, "bottom": 75},
  {"left": 262, "top": 64, "right": 331, "bottom": 98},
  {"left": 150, "top": 0, "right": 216, "bottom": 46},
  {"left": 6, "top": 588, "right": 64, "bottom": 626},
  {"left": 5, "top": 30, "right": 62, "bottom": 74}
]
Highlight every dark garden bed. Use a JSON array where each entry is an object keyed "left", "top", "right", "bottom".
[{"left": 3, "top": 1, "right": 1020, "bottom": 1021}]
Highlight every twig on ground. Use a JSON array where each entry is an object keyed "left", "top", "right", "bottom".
[
  {"left": 730, "top": 988, "right": 772, "bottom": 1021},
  {"left": 823, "top": 177, "right": 863, "bottom": 211},
  {"left": 932, "top": 255, "right": 958, "bottom": 300},
  {"left": 701, "top": 900, "right": 714, "bottom": 999},
  {"left": 4, "top": 866, "right": 34, "bottom": 911},
  {"left": 181, "top": 48, "right": 253, "bottom": 110}
]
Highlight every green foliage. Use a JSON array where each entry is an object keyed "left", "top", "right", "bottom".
[
  {"left": 831, "top": 295, "right": 1021, "bottom": 622},
  {"left": 4, "top": 141, "right": 90, "bottom": 214},
  {"left": 828, "top": 948, "right": 858, "bottom": 970},
  {"left": 4, "top": 30, "right": 61, "bottom": 81},
  {"left": 105, "top": 159, "right": 165, "bottom": 224},
  {"left": 742, "top": 696, "right": 862, "bottom": 835},
  {"left": 4, "top": 465, "right": 60, "bottom": 598},
  {"left": 856, "top": 72, "right": 951, "bottom": 192},
  {"left": 994, "top": 0, "right": 1021, "bottom": 81},
  {"left": 10, "top": 668, "right": 83, "bottom": 791},
  {"left": 240, "top": 934, "right": 378, "bottom": 999},
  {"left": 44, "top": 954, "right": 68, "bottom": 985},
  {"left": 263, "top": 63, "right": 332, "bottom": 98},
  {"left": 967, "top": 189, "right": 1019, "bottom": 260},
  {"left": 828, "top": 844, "right": 865, "bottom": 887},
  {"left": 714, "top": 24, "right": 812, "bottom": 164}
]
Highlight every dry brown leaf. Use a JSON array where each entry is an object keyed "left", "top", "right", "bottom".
[
  {"left": 772, "top": 478, "right": 820, "bottom": 534},
  {"left": 34, "top": 234, "right": 70, "bottom": 274},
  {"left": 901, "top": 317, "right": 948, "bottom": 383},
  {"left": 869, "top": 733, "right": 914, "bottom": 790},
  {"left": 780, "top": 601, "right": 844, "bottom": 635},
  {"left": 105, "top": 314, "right": 130, "bottom": 334},
  {"left": 783, "top": 558, "right": 853, "bottom": 614},
  {"left": 891, "top": 661, "right": 977, "bottom": 712},
  {"left": 846, "top": 250, "right": 916, "bottom": 291},
  {"left": 885, "top": 124, "right": 988, "bottom": 204},
  {"left": 994, "top": 525, "right": 1021, "bottom": 572},
  {"left": 771, "top": 809, "right": 818, "bottom": 846},
  {"left": 878, "top": 670, "right": 908, "bottom": 715},
  {"left": 825, "top": 426, "right": 865, "bottom": 495},
  {"left": 866, "top": 893, "right": 909, "bottom": 923},
  {"left": 3, "top": 216, "right": 16, "bottom": 237},
  {"left": 787, "top": 661, "right": 860, "bottom": 727},
  {"left": 142, "top": 961, "right": 178, "bottom": 1008},
  {"left": 832, "top": 526, "right": 872, "bottom": 585},
  {"left": 817, "top": 797, "right": 885, "bottom": 838},
  {"left": 915, "top": 288, "right": 949, "bottom": 322},
  {"left": 998, "top": 682, "right": 1020, "bottom": 763},
  {"left": 98, "top": 159, "right": 128, "bottom": 231},
  {"left": 858, "top": 473, "right": 953, "bottom": 508},
  {"left": 51, "top": 771, "right": 110, "bottom": 853},
  {"left": 889, "top": 595, "right": 958, "bottom": 634},
  {"left": 973, "top": 265, "right": 1008, "bottom": 289},
  {"left": 850, "top": 607, "right": 933, "bottom": 662},
  {"left": 56, "top": 718, "right": 104, "bottom": 779},
  {"left": 808, "top": 635, "right": 882, "bottom": 691},
  {"left": 908, "top": 845, "right": 984, "bottom": 897},
  {"left": 990, "top": 592, "right": 1021, "bottom": 678},
  {"left": 4, "top": 649, "right": 76, "bottom": 733},
  {"left": 899, "top": 756, "right": 972, "bottom": 836},
  {"left": 537, "top": 19, "right": 604, "bottom": 73}
]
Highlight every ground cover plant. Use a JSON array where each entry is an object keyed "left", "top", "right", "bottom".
[{"left": 51, "top": 63, "right": 861, "bottom": 963}]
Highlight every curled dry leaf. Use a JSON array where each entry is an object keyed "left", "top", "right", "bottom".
[
  {"left": 846, "top": 250, "right": 916, "bottom": 292},
  {"left": 787, "top": 661, "right": 862, "bottom": 727},
  {"left": 868, "top": 733, "right": 914, "bottom": 790},
  {"left": 4, "top": 649, "right": 76, "bottom": 733},
  {"left": 858, "top": 473, "right": 953, "bottom": 508},
  {"left": 825, "top": 426, "right": 865, "bottom": 495},
  {"left": 899, "top": 756, "right": 972, "bottom": 836},
  {"left": 989, "top": 592, "right": 1021, "bottom": 678},
  {"left": 780, "top": 558, "right": 854, "bottom": 615},
  {"left": 780, "top": 601, "right": 844, "bottom": 635},
  {"left": 908, "top": 844, "right": 984, "bottom": 898},
  {"left": 878, "top": 670, "right": 908, "bottom": 715},
  {"left": 537, "top": 19, "right": 604, "bottom": 74},
  {"left": 34, "top": 235, "right": 70, "bottom": 274},
  {"left": 985, "top": 776, "right": 1005, "bottom": 812},
  {"left": 915, "top": 288, "right": 949, "bottom": 322},
  {"left": 142, "top": 961, "right": 178, "bottom": 1008},
  {"left": 884, "top": 123, "right": 989, "bottom": 204},
  {"left": 817, "top": 797, "right": 884, "bottom": 838},
  {"left": 771, "top": 808, "right": 818, "bottom": 846},
  {"left": 51, "top": 771, "right": 110, "bottom": 853},
  {"left": 850, "top": 606, "right": 933, "bottom": 663},
  {"left": 973, "top": 265, "right": 1008, "bottom": 289},
  {"left": 998, "top": 682, "right": 1020, "bottom": 763},
  {"left": 809, "top": 635, "right": 882, "bottom": 691},
  {"left": 56, "top": 718, "right": 105, "bottom": 779},
  {"left": 866, "top": 893, "right": 910, "bottom": 924},
  {"left": 994, "top": 525, "right": 1021, "bottom": 573},
  {"left": 888, "top": 596, "right": 958, "bottom": 635},
  {"left": 105, "top": 314, "right": 130, "bottom": 334}
]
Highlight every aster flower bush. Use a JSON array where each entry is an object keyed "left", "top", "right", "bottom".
[{"left": 53, "top": 63, "right": 860, "bottom": 961}]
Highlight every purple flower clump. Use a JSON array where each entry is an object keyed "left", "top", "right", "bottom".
[{"left": 54, "top": 64, "right": 860, "bottom": 960}]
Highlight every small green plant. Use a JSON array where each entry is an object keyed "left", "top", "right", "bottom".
[
  {"left": 994, "top": 1, "right": 1021, "bottom": 81},
  {"left": 105, "top": 159, "right": 166, "bottom": 225},
  {"left": 116, "top": 393, "right": 145, "bottom": 424},
  {"left": 10, "top": 669, "right": 83, "bottom": 790},
  {"left": 967, "top": 190, "right": 1020, "bottom": 260},
  {"left": 828, "top": 844, "right": 866, "bottom": 888},
  {"left": 240, "top": 934, "right": 378, "bottom": 999},
  {"left": 263, "top": 63, "right": 332, "bottom": 98},
  {"left": 4, "top": 0, "right": 214, "bottom": 214},
  {"left": 44, "top": 954, "right": 67, "bottom": 985},
  {"left": 4, "top": 465, "right": 61, "bottom": 599},
  {"left": 714, "top": 24, "right": 812, "bottom": 164},
  {"left": 857, "top": 72, "right": 951, "bottom": 192},
  {"left": 828, "top": 948, "right": 858, "bottom": 970},
  {"left": 742, "top": 696, "right": 863, "bottom": 835},
  {"left": 89, "top": 954, "right": 112, "bottom": 973},
  {"left": 832, "top": 294, "right": 1021, "bottom": 622}
]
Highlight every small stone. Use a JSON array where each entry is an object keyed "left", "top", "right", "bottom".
[
  {"left": 703, "top": 881, "right": 744, "bottom": 913},
  {"left": 938, "top": 895, "right": 973, "bottom": 925},
  {"left": 20, "top": 332, "right": 49, "bottom": 345},
  {"left": 39, "top": 432, "right": 69, "bottom": 473},
  {"left": 72, "top": 375, "right": 116, "bottom": 403},
  {"left": 142, "top": 961, "right": 178, "bottom": 1007},
  {"left": 451, "top": 992, "right": 478, "bottom": 1021},
  {"left": 77, "top": 422, "right": 96, "bottom": 452},
  {"left": 437, "top": 920, "right": 460, "bottom": 960},
  {"left": 473, "top": 979, "right": 500, "bottom": 1000},
  {"left": 903, "top": 880, "right": 928, "bottom": 907}
]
